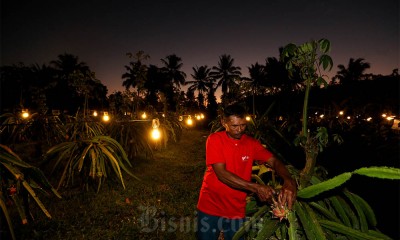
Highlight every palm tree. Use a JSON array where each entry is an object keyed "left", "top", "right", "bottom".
[
  {"left": 160, "top": 54, "right": 187, "bottom": 90},
  {"left": 122, "top": 51, "right": 150, "bottom": 116},
  {"left": 122, "top": 51, "right": 149, "bottom": 94},
  {"left": 210, "top": 54, "right": 242, "bottom": 105},
  {"left": 187, "top": 65, "right": 212, "bottom": 108},
  {"left": 243, "top": 62, "right": 266, "bottom": 115},
  {"left": 143, "top": 65, "right": 164, "bottom": 110},
  {"left": 50, "top": 53, "right": 90, "bottom": 76},
  {"left": 159, "top": 54, "right": 187, "bottom": 112},
  {"left": 264, "top": 57, "right": 301, "bottom": 94},
  {"left": 205, "top": 77, "right": 218, "bottom": 119},
  {"left": 333, "top": 58, "right": 371, "bottom": 85},
  {"left": 49, "top": 53, "right": 94, "bottom": 114}
]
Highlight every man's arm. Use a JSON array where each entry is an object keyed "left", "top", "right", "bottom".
[
  {"left": 212, "top": 163, "right": 276, "bottom": 202},
  {"left": 213, "top": 156, "right": 297, "bottom": 209}
]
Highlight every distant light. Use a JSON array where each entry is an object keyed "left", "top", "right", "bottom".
[
  {"left": 381, "top": 113, "right": 387, "bottom": 118},
  {"left": 386, "top": 116, "right": 394, "bottom": 121},
  {"left": 347, "top": 116, "right": 351, "bottom": 120},
  {"left": 339, "top": 111, "right": 344, "bottom": 115},
  {"left": 245, "top": 116, "right": 251, "bottom": 121},
  {"left": 196, "top": 115, "right": 201, "bottom": 120},
  {"left": 200, "top": 113, "right": 205, "bottom": 119},
  {"left": 366, "top": 117, "right": 372, "bottom": 121},
  {"left": 93, "top": 111, "right": 98, "bottom": 117},
  {"left": 102, "top": 112, "right": 110, "bottom": 122},
  {"left": 141, "top": 112, "right": 147, "bottom": 119},
  {"left": 186, "top": 116, "right": 193, "bottom": 126},
  {"left": 21, "top": 109, "right": 29, "bottom": 119},
  {"left": 320, "top": 114, "right": 324, "bottom": 118},
  {"left": 151, "top": 128, "right": 161, "bottom": 140}
]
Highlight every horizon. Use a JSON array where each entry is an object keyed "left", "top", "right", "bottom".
[{"left": 1, "top": 0, "right": 398, "bottom": 96}]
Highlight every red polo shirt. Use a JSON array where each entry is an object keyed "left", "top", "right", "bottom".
[{"left": 197, "top": 131, "right": 273, "bottom": 219}]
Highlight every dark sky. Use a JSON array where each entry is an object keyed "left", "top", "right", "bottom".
[{"left": 1, "top": 0, "right": 399, "bottom": 95}]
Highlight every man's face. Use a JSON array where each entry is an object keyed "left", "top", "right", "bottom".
[{"left": 222, "top": 115, "right": 247, "bottom": 139}]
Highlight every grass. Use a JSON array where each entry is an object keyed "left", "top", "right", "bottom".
[{"left": 13, "top": 128, "right": 210, "bottom": 240}]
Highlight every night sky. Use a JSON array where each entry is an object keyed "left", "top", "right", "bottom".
[{"left": 1, "top": 0, "right": 399, "bottom": 95}]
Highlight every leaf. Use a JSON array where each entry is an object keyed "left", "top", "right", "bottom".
[
  {"left": 318, "top": 39, "right": 331, "bottom": 53},
  {"left": 320, "top": 220, "right": 383, "bottom": 240},
  {"left": 349, "top": 192, "right": 377, "bottom": 227},
  {"left": 319, "top": 54, "right": 333, "bottom": 71},
  {"left": 328, "top": 196, "right": 351, "bottom": 227},
  {"left": 287, "top": 210, "right": 298, "bottom": 240},
  {"left": 303, "top": 202, "right": 326, "bottom": 239},
  {"left": 316, "top": 77, "right": 328, "bottom": 88},
  {"left": 294, "top": 202, "right": 317, "bottom": 240},
  {"left": 252, "top": 174, "right": 265, "bottom": 185},
  {"left": 0, "top": 196, "right": 16, "bottom": 240},
  {"left": 254, "top": 219, "right": 280, "bottom": 240},
  {"left": 283, "top": 43, "right": 297, "bottom": 57},
  {"left": 22, "top": 181, "right": 52, "bottom": 218},
  {"left": 367, "top": 230, "right": 393, "bottom": 240},
  {"left": 233, "top": 205, "right": 269, "bottom": 240},
  {"left": 337, "top": 195, "right": 360, "bottom": 229},
  {"left": 309, "top": 201, "right": 341, "bottom": 223},
  {"left": 298, "top": 173, "right": 352, "bottom": 198},
  {"left": 344, "top": 191, "right": 368, "bottom": 232},
  {"left": 353, "top": 166, "right": 400, "bottom": 180}
]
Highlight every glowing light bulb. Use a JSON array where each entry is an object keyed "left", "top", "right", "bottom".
[
  {"left": 102, "top": 112, "right": 110, "bottom": 122},
  {"left": 21, "top": 110, "right": 29, "bottom": 119},
  {"left": 151, "top": 128, "right": 161, "bottom": 140}
]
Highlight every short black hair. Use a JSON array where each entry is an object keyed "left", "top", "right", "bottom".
[{"left": 223, "top": 103, "right": 247, "bottom": 118}]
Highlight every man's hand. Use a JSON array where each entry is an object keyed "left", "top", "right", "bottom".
[
  {"left": 265, "top": 156, "right": 298, "bottom": 209},
  {"left": 278, "top": 178, "right": 297, "bottom": 209},
  {"left": 254, "top": 184, "right": 276, "bottom": 202}
]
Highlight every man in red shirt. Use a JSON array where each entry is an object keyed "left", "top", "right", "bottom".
[{"left": 197, "top": 103, "right": 297, "bottom": 240}]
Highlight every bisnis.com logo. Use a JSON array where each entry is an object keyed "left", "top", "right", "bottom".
[{"left": 138, "top": 205, "right": 262, "bottom": 234}]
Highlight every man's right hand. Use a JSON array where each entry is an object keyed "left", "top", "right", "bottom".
[{"left": 254, "top": 184, "right": 276, "bottom": 202}]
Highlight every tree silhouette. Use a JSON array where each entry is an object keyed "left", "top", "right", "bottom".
[
  {"left": 243, "top": 62, "right": 266, "bottom": 115},
  {"left": 143, "top": 65, "right": 164, "bottom": 110},
  {"left": 49, "top": 53, "right": 105, "bottom": 114},
  {"left": 264, "top": 57, "right": 301, "bottom": 93},
  {"left": 210, "top": 54, "right": 242, "bottom": 105},
  {"left": 160, "top": 54, "right": 187, "bottom": 112},
  {"left": 187, "top": 65, "right": 212, "bottom": 108},
  {"left": 122, "top": 51, "right": 149, "bottom": 95},
  {"left": 333, "top": 58, "right": 371, "bottom": 85},
  {"left": 160, "top": 54, "right": 187, "bottom": 90},
  {"left": 122, "top": 51, "right": 150, "bottom": 116}
]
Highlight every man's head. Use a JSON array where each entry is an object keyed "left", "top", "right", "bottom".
[{"left": 221, "top": 104, "right": 248, "bottom": 139}]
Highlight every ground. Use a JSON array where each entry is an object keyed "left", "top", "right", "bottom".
[{"left": 14, "top": 128, "right": 209, "bottom": 240}]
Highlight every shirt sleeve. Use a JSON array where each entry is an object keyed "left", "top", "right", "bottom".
[
  {"left": 206, "top": 133, "right": 225, "bottom": 165},
  {"left": 253, "top": 139, "right": 273, "bottom": 164}
]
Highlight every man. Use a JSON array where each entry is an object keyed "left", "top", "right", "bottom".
[{"left": 197, "top": 103, "right": 297, "bottom": 240}]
